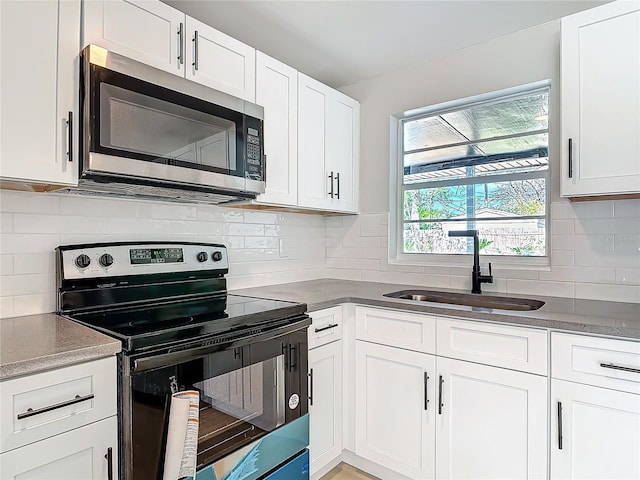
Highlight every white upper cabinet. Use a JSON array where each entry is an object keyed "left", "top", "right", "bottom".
[
  {"left": 298, "top": 73, "right": 360, "bottom": 213},
  {"left": 0, "top": 0, "right": 80, "bottom": 186},
  {"left": 83, "top": 0, "right": 185, "bottom": 75},
  {"left": 185, "top": 17, "right": 256, "bottom": 102},
  {"left": 329, "top": 91, "right": 360, "bottom": 213},
  {"left": 255, "top": 52, "right": 298, "bottom": 205},
  {"left": 298, "top": 73, "right": 333, "bottom": 210},
  {"left": 561, "top": 0, "right": 640, "bottom": 197},
  {"left": 83, "top": 0, "right": 256, "bottom": 102}
]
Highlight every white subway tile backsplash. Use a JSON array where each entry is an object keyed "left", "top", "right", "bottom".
[
  {"left": 615, "top": 268, "right": 640, "bottom": 286},
  {"left": 360, "top": 224, "right": 387, "bottom": 237},
  {"left": 575, "top": 283, "right": 640, "bottom": 303},
  {"left": 551, "top": 219, "right": 574, "bottom": 235},
  {"left": 551, "top": 234, "right": 614, "bottom": 252},
  {"left": 614, "top": 234, "right": 640, "bottom": 253},
  {"left": 0, "top": 191, "right": 326, "bottom": 318},
  {"left": 14, "top": 253, "right": 55, "bottom": 275},
  {"left": 13, "top": 293, "right": 56, "bottom": 317},
  {"left": 574, "top": 218, "right": 640, "bottom": 235},
  {"left": 551, "top": 250, "right": 575, "bottom": 266},
  {"left": 614, "top": 200, "right": 640, "bottom": 218},
  {"left": 539, "top": 266, "right": 615, "bottom": 284},
  {"left": 0, "top": 255, "right": 14, "bottom": 276},
  {"left": 551, "top": 201, "right": 614, "bottom": 219},
  {"left": 1, "top": 191, "right": 60, "bottom": 214},
  {"left": 1, "top": 213, "right": 13, "bottom": 233},
  {"left": 506, "top": 279, "right": 575, "bottom": 298}
]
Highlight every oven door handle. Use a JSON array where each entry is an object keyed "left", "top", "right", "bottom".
[{"left": 131, "top": 317, "right": 310, "bottom": 372}]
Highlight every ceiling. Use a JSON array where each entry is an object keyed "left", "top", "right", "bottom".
[{"left": 163, "top": 0, "right": 610, "bottom": 88}]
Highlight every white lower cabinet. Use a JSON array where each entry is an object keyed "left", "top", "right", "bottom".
[
  {"left": 436, "top": 357, "right": 547, "bottom": 480},
  {"left": 308, "top": 340, "right": 343, "bottom": 476},
  {"left": 0, "top": 416, "right": 117, "bottom": 480},
  {"left": 551, "top": 379, "right": 640, "bottom": 480},
  {"left": 550, "top": 332, "right": 640, "bottom": 480},
  {"left": 354, "top": 341, "right": 436, "bottom": 479}
]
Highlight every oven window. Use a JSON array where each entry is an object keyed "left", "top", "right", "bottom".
[
  {"left": 195, "top": 355, "right": 285, "bottom": 468},
  {"left": 100, "top": 83, "right": 237, "bottom": 172},
  {"left": 130, "top": 350, "right": 287, "bottom": 479}
]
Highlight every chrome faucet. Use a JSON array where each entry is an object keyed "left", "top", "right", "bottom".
[{"left": 448, "top": 229, "right": 493, "bottom": 294}]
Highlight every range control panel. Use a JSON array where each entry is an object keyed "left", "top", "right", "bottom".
[{"left": 59, "top": 243, "right": 229, "bottom": 280}]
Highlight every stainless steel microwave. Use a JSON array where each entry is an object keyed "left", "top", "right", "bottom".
[{"left": 75, "top": 45, "right": 265, "bottom": 204}]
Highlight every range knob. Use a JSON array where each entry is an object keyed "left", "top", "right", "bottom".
[
  {"left": 211, "top": 251, "right": 223, "bottom": 262},
  {"left": 197, "top": 251, "right": 208, "bottom": 262},
  {"left": 75, "top": 254, "right": 91, "bottom": 269},
  {"left": 99, "top": 253, "right": 114, "bottom": 268}
]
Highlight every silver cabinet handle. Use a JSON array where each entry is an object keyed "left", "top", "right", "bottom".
[
  {"left": 424, "top": 372, "right": 429, "bottom": 411},
  {"left": 335, "top": 172, "right": 340, "bottom": 199},
  {"left": 192, "top": 31, "right": 199, "bottom": 71},
  {"left": 568, "top": 138, "right": 573, "bottom": 178},
  {"left": 17, "top": 393, "right": 95, "bottom": 420},
  {"left": 308, "top": 368, "right": 314, "bottom": 406},
  {"left": 600, "top": 362, "right": 640, "bottom": 374},
  {"left": 177, "top": 22, "right": 184, "bottom": 65},
  {"left": 66, "top": 111, "right": 73, "bottom": 162},
  {"left": 557, "top": 401, "right": 563, "bottom": 450},
  {"left": 438, "top": 375, "right": 444, "bottom": 415}
]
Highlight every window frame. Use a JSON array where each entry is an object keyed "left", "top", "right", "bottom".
[{"left": 389, "top": 80, "right": 552, "bottom": 270}]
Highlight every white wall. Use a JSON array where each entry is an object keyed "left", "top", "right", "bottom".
[
  {"left": 333, "top": 20, "right": 640, "bottom": 303},
  {"left": 0, "top": 190, "right": 326, "bottom": 318}
]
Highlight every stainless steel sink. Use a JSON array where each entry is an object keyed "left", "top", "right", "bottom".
[{"left": 384, "top": 289, "right": 545, "bottom": 311}]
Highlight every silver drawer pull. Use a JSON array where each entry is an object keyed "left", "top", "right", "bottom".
[
  {"left": 17, "top": 393, "right": 95, "bottom": 420},
  {"left": 600, "top": 363, "right": 640, "bottom": 374},
  {"left": 314, "top": 323, "right": 338, "bottom": 333}
]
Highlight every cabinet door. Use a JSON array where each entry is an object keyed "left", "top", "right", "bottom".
[
  {"left": 328, "top": 91, "right": 359, "bottom": 213},
  {"left": 0, "top": 0, "right": 79, "bottom": 185},
  {"left": 551, "top": 379, "right": 640, "bottom": 480},
  {"left": 561, "top": 1, "right": 640, "bottom": 196},
  {"left": 186, "top": 17, "right": 256, "bottom": 102},
  {"left": 355, "top": 341, "right": 435, "bottom": 479},
  {"left": 0, "top": 416, "right": 117, "bottom": 479},
  {"left": 83, "top": 0, "right": 184, "bottom": 75},
  {"left": 309, "top": 341, "right": 343, "bottom": 476},
  {"left": 298, "top": 73, "right": 333, "bottom": 210},
  {"left": 255, "top": 52, "right": 298, "bottom": 206},
  {"left": 436, "top": 357, "right": 547, "bottom": 480}
]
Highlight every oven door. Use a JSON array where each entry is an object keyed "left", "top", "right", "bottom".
[{"left": 125, "top": 325, "right": 308, "bottom": 480}]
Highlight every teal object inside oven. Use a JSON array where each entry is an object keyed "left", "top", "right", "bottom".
[{"left": 195, "top": 414, "right": 309, "bottom": 480}]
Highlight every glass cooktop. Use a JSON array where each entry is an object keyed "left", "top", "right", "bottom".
[{"left": 68, "top": 294, "right": 307, "bottom": 353}]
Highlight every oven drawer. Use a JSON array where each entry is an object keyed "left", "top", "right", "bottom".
[
  {"left": 437, "top": 317, "right": 547, "bottom": 375},
  {"left": 552, "top": 332, "right": 640, "bottom": 394},
  {"left": 0, "top": 356, "right": 117, "bottom": 453},
  {"left": 308, "top": 307, "right": 343, "bottom": 349}
]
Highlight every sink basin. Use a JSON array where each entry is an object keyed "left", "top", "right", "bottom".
[{"left": 384, "top": 289, "right": 545, "bottom": 311}]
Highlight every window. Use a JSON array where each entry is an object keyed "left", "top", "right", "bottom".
[{"left": 391, "top": 82, "right": 550, "bottom": 263}]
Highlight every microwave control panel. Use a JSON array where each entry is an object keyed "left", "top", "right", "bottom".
[{"left": 245, "top": 117, "right": 264, "bottom": 181}]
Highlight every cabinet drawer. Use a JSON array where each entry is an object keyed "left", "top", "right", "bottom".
[
  {"left": 308, "top": 307, "right": 343, "bottom": 349},
  {"left": 355, "top": 306, "right": 436, "bottom": 354},
  {"left": 437, "top": 317, "right": 547, "bottom": 375},
  {"left": 552, "top": 332, "right": 640, "bottom": 394},
  {"left": 0, "top": 415, "right": 117, "bottom": 479},
  {"left": 0, "top": 356, "right": 117, "bottom": 453}
]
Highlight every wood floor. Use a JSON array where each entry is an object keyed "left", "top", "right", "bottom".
[{"left": 320, "top": 463, "right": 380, "bottom": 480}]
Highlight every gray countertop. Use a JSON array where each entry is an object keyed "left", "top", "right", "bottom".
[
  {"left": 233, "top": 279, "right": 640, "bottom": 340},
  {"left": 0, "top": 313, "right": 121, "bottom": 381}
]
